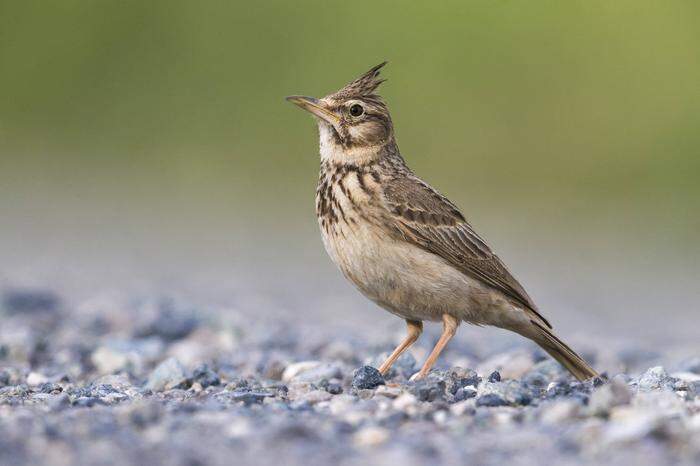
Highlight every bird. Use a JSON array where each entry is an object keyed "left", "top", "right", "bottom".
[{"left": 286, "top": 62, "right": 598, "bottom": 381}]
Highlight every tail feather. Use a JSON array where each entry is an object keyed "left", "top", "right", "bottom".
[{"left": 528, "top": 319, "right": 598, "bottom": 381}]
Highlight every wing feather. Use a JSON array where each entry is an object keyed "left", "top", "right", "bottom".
[{"left": 382, "top": 174, "right": 551, "bottom": 327}]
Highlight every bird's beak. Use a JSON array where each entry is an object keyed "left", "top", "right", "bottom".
[{"left": 286, "top": 95, "right": 341, "bottom": 126}]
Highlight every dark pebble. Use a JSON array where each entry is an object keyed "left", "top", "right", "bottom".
[
  {"left": 191, "top": 364, "right": 220, "bottom": 388},
  {"left": 73, "top": 384, "right": 120, "bottom": 399},
  {"left": 453, "top": 387, "right": 477, "bottom": 402},
  {"left": 136, "top": 306, "right": 198, "bottom": 342},
  {"left": 39, "top": 383, "right": 63, "bottom": 394},
  {"left": 2, "top": 289, "right": 60, "bottom": 314},
  {"left": 460, "top": 370, "right": 481, "bottom": 388},
  {"left": 227, "top": 378, "right": 250, "bottom": 391},
  {"left": 326, "top": 383, "right": 343, "bottom": 395},
  {"left": 476, "top": 393, "right": 509, "bottom": 407},
  {"left": 0, "top": 369, "right": 10, "bottom": 387},
  {"left": 352, "top": 366, "right": 385, "bottom": 390},
  {"left": 523, "top": 371, "right": 549, "bottom": 388},
  {"left": 409, "top": 379, "right": 446, "bottom": 402},
  {"left": 488, "top": 371, "right": 501, "bottom": 383},
  {"left": 514, "top": 391, "right": 532, "bottom": 406}
]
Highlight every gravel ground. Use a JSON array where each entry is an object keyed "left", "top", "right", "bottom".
[{"left": 0, "top": 288, "right": 699, "bottom": 466}]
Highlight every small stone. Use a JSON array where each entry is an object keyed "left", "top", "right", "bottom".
[
  {"left": 488, "top": 371, "right": 501, "bottom": 383},
  {"left": 0, "top": 369, "right": 10, "bottom": 387},
  {"left": 325, "top": 382, "right": 343, "bottom": 395},
  {"left": 451, "top": 368, "right": 480, "bottom": 388},
  {"left": 450, "top": 400, "right": 476, "bottom": 416},
  {"left": 39, "top": 383, "right": 63, "bottom": 394},
  {"left": 136, "top": 307, "right": 198, "bottom": 342},
  {"left": 145, "top": 358, "right": 188, "bottom": 392},
  {"left": 393, "top": 393, "right": 418, "bottom": 411},
  {"left": 374, "top": 385, "right": 402, "bottom": 399},
  {"left": 476, "top": 393, "right": 509, "bottom": 407},
  {"left": 191, "top": 364, "right": 220, "bottom": 388},
  {"left": 588, "top": 377, "right": 632, "bottom": 416},
  {"left": 26, "top": 372, "right": 48, "bottom": 386},
  {"left": 2, "top": 289, "right": 60, "bottom": 314},
  {"left": 523, "top": 360, "right": 565, "bottom": 387},
  {"left": 91, "top": 338, "right": 162, "bottom": 376},
  {"left": 353, "top": 426, "right": 390, "bottom": 447},
  {"left": 408, "top": 378, "right": 445, "bottom": 402},
  {"left": 92, "top": 374, "right": 133, "bottom": 392},
  {"left": 229, "top": 391, "right": 273, "bottom": 405},
  {"left": 225, "top": 377, "right": 250, "bottom": 391},
  {"left": 637, "top": 366, "right": 669, "bottom": 391},
  {"left": 453, "top": 386, "right": 477, "bottom": 402},
  {"left": 540, "top": 400, "right": 581, "bottom": 425},
  {"left": 352, "top": 366, "right": 385, "bottom": 390},
  {"left": 282, "top": 361, "right": 342, "bottom": 383},
  {"left": 478, "top": 380, "right": 532, "bottom": 406},
  {"left": 91, "top": 346, "right": 131, "bottom": 374}
]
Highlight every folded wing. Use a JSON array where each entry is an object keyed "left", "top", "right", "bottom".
[{"left": 382, "top": 174, "right": 551, "bottom": 328}]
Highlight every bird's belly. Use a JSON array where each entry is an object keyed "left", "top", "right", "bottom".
[{"left": 320, "top": 221, "right": 509, "bottom": 323}]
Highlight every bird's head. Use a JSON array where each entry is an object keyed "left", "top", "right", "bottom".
[{"left": 286, "top": 62, "right": 394, "bottom": 164}]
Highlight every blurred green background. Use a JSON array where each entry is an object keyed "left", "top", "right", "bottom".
[{"left": 1, "top": 1, "right": 698, "bottom": 344}]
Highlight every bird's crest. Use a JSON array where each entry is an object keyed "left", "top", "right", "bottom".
[{"left": 331, "top": 62, "right": 387, "bottom": 100}]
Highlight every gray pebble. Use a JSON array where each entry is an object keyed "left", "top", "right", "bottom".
[
  {"left": 637, "top": 366, "right": 671, "bottom": 391},
  {"left": 145, "top": 358, "right": 188, "bottom": 392},
  {"left": 409, "top": 378, "right": 446, "bottom": 402},
  {"left": 191, "top": 364, "right": 220, "bottom": 388},
  {"left": 2, "top": 289, "right": 60, "bottom": 314},
  {"left": 476, "top": 393, "right": 509, "bottom": 407},
  {"left": 229, "top": 390, "right": 273, "bottom": 405},
  {"left": 352, "top": 366, "right": 385, "bottom": 389}
]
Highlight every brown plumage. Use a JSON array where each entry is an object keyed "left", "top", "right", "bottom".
[{"left": 287, "top": 63, "right": 598, "bottom": 381}]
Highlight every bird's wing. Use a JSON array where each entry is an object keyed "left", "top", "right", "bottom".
[{"left": 382, "top": 174, "right": 550, "bottom": 327}]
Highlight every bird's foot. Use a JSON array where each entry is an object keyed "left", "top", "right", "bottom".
[{"left": 409, "top": 372, "right": 425, "bottom": 382}]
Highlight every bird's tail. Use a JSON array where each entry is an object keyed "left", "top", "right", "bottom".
[{"left": 526, "top": 319, "right": 598, "bottom": 381}]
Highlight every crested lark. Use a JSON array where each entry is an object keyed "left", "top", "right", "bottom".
[{"left": 286, "top": 63, "right": 598, "bottom": 381}]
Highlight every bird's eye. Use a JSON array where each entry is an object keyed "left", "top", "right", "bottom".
[{"left": 349, "top": 104, "right": 364, "bottom": 117}]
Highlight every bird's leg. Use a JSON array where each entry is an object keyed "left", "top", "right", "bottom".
[
  {"left": 411, "top": 314, "right": 459, "bottom": 381},
  {"left": 378, "top": 319, "right": 423, "bottom": 376}
]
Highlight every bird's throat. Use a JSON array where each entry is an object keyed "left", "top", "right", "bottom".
[{"left": 318, "top": 123, "right": 396, "bottom": 166}]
